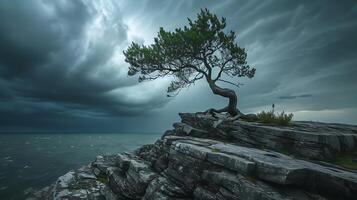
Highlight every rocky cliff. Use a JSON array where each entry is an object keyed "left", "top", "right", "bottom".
[{"left": 28, "top": 113, "right": 357, "bottom": 200}]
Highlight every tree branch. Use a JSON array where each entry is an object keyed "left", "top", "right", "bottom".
[
  {"left": 216, "top": 79, "right": 243, "bottom": 88},
  {"left": 189, "top": 73, "right": 204, "bottom": 84},
  {"left": 184, "top": 63, "right": 208, "bottom": 78},
  {"left": 214, "top": 56, "right": 233, "bottom": 81},
  {"left": 202, "top": 58, "right": 213, "bottom": 79}
]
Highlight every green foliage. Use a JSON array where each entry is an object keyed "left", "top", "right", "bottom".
[
  {"left": 211, "top": 147, "right": 221, "bottom": 153},
  {"left": 333, "top": 150, "right": 357, "bottom": 170},
  {"left": 123, "top": 9, "right": 255, "bottom": 96},
  {"left": 256, "top": 110, "right": 294, "bottom": 126},
  {"left": 97, "top": 177, "right": 108, "bottom": 184}
]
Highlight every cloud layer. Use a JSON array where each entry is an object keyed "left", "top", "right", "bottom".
[
  {"left": 0, "top": 0, "right": 171, "bottom": 130},
  {"left": 1, "top": 0, "right": 356, "bottom": 131}
]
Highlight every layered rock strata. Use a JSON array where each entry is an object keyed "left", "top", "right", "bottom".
[{"left": 28, "top": 113, "right": 357, "bottom": 200}]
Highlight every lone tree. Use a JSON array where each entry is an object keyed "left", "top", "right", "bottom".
[{"left": 124, "top": 9, "right": 255, "bottom": 116}]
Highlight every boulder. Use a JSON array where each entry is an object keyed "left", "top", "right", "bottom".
[{"left": 27, "top": 165, "right": 108, "bottom": 200}]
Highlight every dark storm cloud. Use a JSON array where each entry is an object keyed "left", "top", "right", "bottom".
[
  {"left": 234, "top": 0, "right": 357, "bottom": 113},
  {"left": 1, "top": 0, "right": 357, "bottom": 130},
  {"left": 0, "top": 0, "right": 171, "bottom": 129}
]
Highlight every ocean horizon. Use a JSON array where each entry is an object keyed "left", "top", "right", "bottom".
[{"left": 0, "top": 132, "right": 162, "bottom": 200}]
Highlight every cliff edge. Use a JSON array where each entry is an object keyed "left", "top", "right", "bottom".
[{"left": 28, "top": 113, "right": 357, "bottom": 200}]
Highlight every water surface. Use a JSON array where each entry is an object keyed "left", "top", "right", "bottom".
[{"left": 0, "top": 132, "right": 161, "bottom": 200}]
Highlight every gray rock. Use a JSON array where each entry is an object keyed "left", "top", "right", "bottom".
[
  {"left": 27, "top": 165, "right": 107, "bottom": 200},
  {"left": 160, "top": 134, "right": 357, "bottom": 199},
  {"left": 201, "top": 170, "right": 327, "bottom": 200},
  {"left": 107, "top": 154, "right": 158, "bottom": 199},
  {"left": 193, "top": 187, "right": 226, "bottom": 200},
  {"left": 240, "top": 113, "right": 258, "bottom": 122},
  {"left": 100, "top": 185, "right": 121, "bottom": 200},
  {"left": 29, "top": 112, "right": 357, "bottom": 200},
  {"left": 92, "top": 155, "right": 119, "bottom": 177},
  {"left": 178, "top": 112, "right": 357, "bottom": 160},
  {"left": 143, "top": 176, "right": 189, "bottom": 200}
]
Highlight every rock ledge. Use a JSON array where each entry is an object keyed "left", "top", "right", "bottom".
[{"left": 28, "top": 113, "right": 357, "bottom": 200}]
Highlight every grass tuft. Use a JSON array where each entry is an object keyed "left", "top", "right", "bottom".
[
  {"left": 97, "top": 177, "right": 109, "bottom": 184},
  {"left": 333, "top": 150, "right": 357, "bottom": 170},
  {"left": 256, "top": 110, "right": 293, "bottom": 126},
  {"left": 211, "top": 147, "right": 221, "bottom": 153}
]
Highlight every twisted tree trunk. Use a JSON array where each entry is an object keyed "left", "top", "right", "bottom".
[{"left": 207, "top": 80, "right": 239, "bottom": 116}]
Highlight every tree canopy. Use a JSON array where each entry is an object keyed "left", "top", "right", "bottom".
[{"left": 124, "top": 9, "right": 255, "bottom": 116}]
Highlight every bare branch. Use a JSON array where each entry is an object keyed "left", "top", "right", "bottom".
[
  {"left": 217, "top": 79, "right": 243, "bottom": 88},
  {"left": 188, "top": 73, "right": 204, "bottom": 84},
  {"left": 202, "top": 58, "right": 213, "bottom": 79},
  {"left": 214, "top": 55, "right": 234, "bottom": 81}
]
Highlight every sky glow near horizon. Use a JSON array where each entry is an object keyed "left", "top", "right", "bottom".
[{"left": 0, "top": 0, "right": 356, "bottom": 132}]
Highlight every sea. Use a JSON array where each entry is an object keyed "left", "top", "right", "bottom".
[{"left": 0, "top": 132, "right": 162, "bottom": 200}]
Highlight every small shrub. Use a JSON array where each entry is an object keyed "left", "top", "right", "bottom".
[
  {"left": 211, "top": 147, "right": 221, "bottom": 153},
  {"left": 97, "top": 177, "right": 108, "bottom": 184},
  {"left": 256, "top": 110, "right": 293, "bottom": 126}
]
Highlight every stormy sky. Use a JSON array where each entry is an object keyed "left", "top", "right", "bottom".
[{"left": 0, "top": 0, "right": 356, "bottom": 132}]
